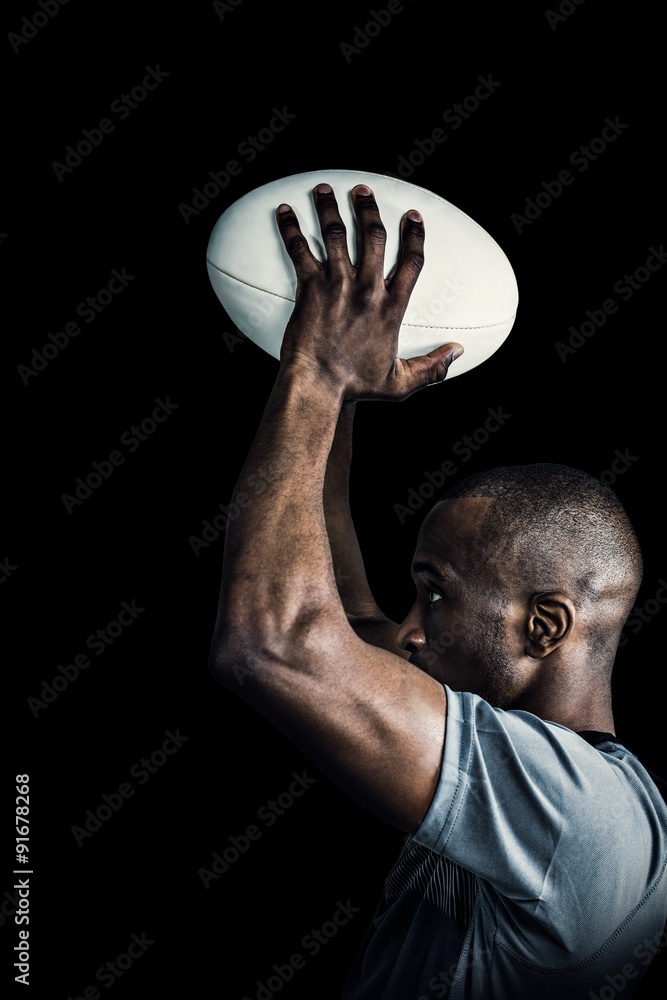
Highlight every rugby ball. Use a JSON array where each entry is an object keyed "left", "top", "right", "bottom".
[{"left": 206, "top": 169, "right": 518, "bottom": 378}]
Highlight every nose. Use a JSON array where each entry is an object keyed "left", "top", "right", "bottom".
[{"left": 396, "top": 607, "right": 426, "bottom": 654}]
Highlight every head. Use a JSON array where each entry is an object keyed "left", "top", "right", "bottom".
[{"left": 396, "top": 464, "right": 643, "bottom": 718}]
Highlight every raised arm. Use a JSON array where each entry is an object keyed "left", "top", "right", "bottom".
[
  {"left": 209, "top": 182, "right": 462, "bottom": 831},
  {"left": 323, "top": 400, "right": 409, "bottom": 657}
]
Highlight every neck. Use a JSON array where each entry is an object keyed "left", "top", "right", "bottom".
[{"left": 512, "top": 672, "right": 616, "bottom": 736}]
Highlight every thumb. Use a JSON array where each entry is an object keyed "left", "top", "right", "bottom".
[{"left": 399, "top": 342, "right": 464, "bottom": 394}]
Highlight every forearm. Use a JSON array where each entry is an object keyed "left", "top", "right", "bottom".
[
  {"left": 323, "top": 401, "right": 378, "bottom": 616},
  {"left": 210, "top": 362, "right": 347, "bottom": 675},
  {"left": 323, "top": 401, "right": 408, "bottom": 655}
]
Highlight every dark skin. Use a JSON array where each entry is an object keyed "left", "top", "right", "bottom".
[
  {"left": 397, "top": 498, "right": 615, "bottom": 732},
  {"left": 209, "top": 182, "right": 616, "bottom": 837}
]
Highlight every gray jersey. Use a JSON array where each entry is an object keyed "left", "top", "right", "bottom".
[{"left": 342, "top": 687, "right": 667, "bottom": 999}]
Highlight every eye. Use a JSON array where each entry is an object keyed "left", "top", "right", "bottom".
[{"left": 427, "top": 589, "right": 443, "bottom": 604}]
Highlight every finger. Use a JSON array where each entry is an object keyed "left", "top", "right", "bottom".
[
  {"left": 276, "top": 203, "right": 321, "bottom": 280},
  {"left": 386, "top": 209, "right": 426, "bottom": 303},
  {"left": 312, "top": 183, "right": 352, "bottom": 272},
  {"left": 399, "top": 342, "right": 464, "bottom": 395},
  {"left": 351, "top": 184, "right": 388, "bottom": 285}
]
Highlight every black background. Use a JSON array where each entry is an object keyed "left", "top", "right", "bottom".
[{"left": 4, "top": 1, "right": 665, "bottom": 997}]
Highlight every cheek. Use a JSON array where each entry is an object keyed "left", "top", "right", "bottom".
[
  {"left": 427, "top": 623, "right": 458, "bottom": 657},
  {"left": 422, "top": 616, "right": 469, "bottom": 675},
  {"left": 422, "top": 646, "right": 475, "bottom": 691},
  {"left": 426, "top": 604, "right": 465, "bottom": 651}
]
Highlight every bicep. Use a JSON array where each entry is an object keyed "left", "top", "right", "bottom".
[{"left": 214, "top": 628, "right": 446, "bottom": 833}]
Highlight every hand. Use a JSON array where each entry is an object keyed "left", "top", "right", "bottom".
[{"left": 275, "top": 182, "right": 463, "bottom": 401}]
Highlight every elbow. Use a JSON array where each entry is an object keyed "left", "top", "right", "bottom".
[
  {"left": 209, "top": 567, "right": 348, "bottom": 690},
  {"left": 207, "top": 606, "right": 254, "bottom": 689},
  {"left": 209, "top": 608, "right": 332, "bottom": 692},
  {"left": 208, "top": 612, "right": 283, "bottom": 692},
  {"left": 208, "top": 630, "right": 260, "bottom": 692}
]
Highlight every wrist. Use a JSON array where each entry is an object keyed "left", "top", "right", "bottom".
[{"left": 277, "top": 354, "right": 347, "bottom": 409}]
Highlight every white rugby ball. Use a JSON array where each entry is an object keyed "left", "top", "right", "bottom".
[{"left": 206, "top": 169, "right": 518, "bottom": 378}]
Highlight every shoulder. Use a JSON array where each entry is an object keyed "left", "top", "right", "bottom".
[
  {"left": 442, "top": 684, "right": 663, "bottom": 802},
  {"left": 414, "top": 688, "right": 667, "bottom": 958},
  {"left": 417, "top": 686, "right": 667, "bottom": 896}
]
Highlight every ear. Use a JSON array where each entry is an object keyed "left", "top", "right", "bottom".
[{"left": 525, "top": 592, "right": 575, "bottom": 659}]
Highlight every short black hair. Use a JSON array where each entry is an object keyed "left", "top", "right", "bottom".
[{"left": 435, "top": 462, "right": 642, "bottom": 625}]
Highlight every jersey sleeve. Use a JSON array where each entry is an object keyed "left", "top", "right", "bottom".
[{"left": 413, "top": 686, "right": 664, "bottom": 952}]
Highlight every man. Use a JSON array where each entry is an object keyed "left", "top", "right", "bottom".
[{"left": 208, "top": 182, "right": 667, "bottom": 997}]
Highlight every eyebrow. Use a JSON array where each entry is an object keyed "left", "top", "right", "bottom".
[{"left": 411, "top": 560, "right": 453, "bottom": 583}]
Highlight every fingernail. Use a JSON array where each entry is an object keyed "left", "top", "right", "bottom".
[
  {"left": 315, "top": 183, "right": 332, "bottom": 194},
  {"left": 407, "top": 210, "right": 422, "bottom": 223},
  {"left": 450, "top": 344, "right": 464, "bottom": 360},
  {"left": 277, "top": 203, "right": 291, "bottom": 214},
  {"left": 355, "top": 185, "right": 372, "bottom": 196}
]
